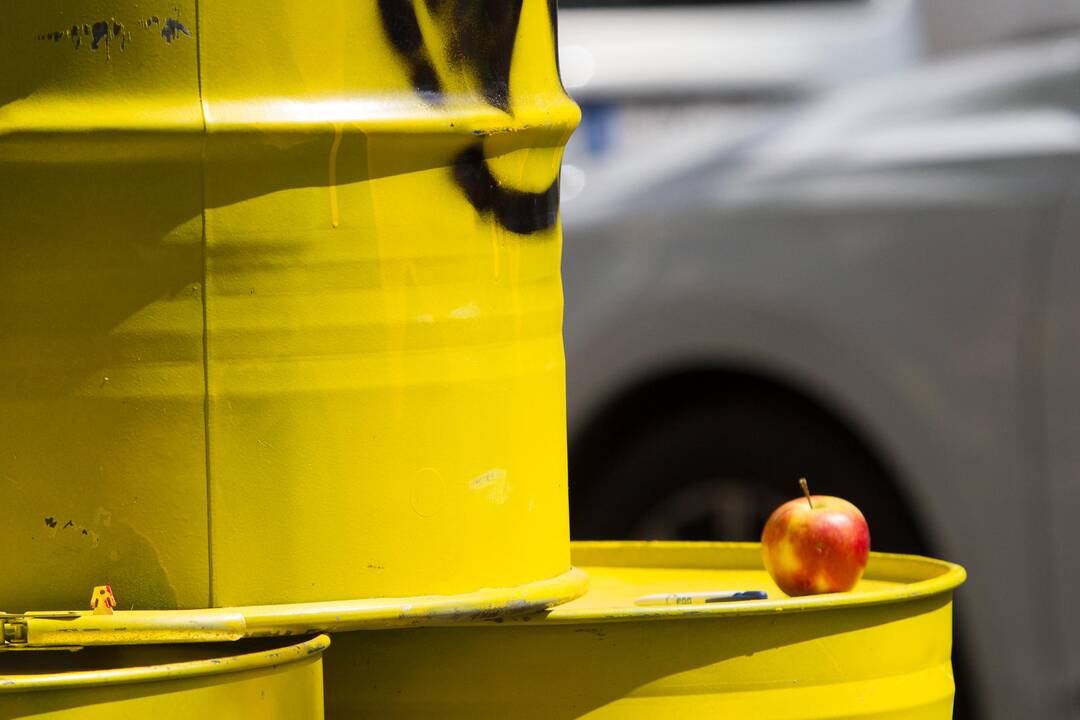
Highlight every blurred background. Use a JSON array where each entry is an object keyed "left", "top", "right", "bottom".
[{"left": 554, "top": 1, "right": 1080, "bottom": 718}]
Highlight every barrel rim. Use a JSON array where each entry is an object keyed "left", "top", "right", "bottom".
[
  {"left": 0, "top": 633, "right": 330, "bottom": 693},
  {"left": 11, "top": 567, "right": 589, "bottom": 649},
  {"left": 529, "top": 541, "right": 967, "bottom": 624}
]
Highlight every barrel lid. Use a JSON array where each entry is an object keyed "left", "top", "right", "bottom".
[
  {"left": 0, "top": 544, "right": 964, "bottom": 647},
  {"left": 534, "top": 542, "right": 966, "bottom": 624}
]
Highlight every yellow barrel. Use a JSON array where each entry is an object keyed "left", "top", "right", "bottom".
[
  {"left": 0, "top": 1, "right": 580, "bottom": 610},
  {"left": 323, "top": 543, "right": 967, "bottom": 719},
  {"left": 0, "top": 634, "right": 329, "bottom": 719}
]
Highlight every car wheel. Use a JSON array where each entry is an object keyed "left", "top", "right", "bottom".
[{"left": 570, "top": 388, "right": 925, "bottom": 553}]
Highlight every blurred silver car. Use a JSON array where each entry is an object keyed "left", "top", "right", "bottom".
[{"left": 558, "top": 1, "right": 1080, "bottom": 718}]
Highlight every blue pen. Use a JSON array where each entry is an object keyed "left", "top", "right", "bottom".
[{"left": 634, "top": 590, "right": 768, "bottom": 606}]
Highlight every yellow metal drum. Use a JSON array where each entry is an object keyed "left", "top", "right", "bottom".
[
  {"left": 0, "top": 0, "right": 580, "bottom": 610},
  {"left": 323, "top": 543, "right": 967, "bottom": 719},
  {"left": 0, "top": 634, "right": 329, "bottom": 719}
]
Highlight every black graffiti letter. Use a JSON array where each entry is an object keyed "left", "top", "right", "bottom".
[
  {"left": 378, "top": 0, "right": 444, "bottom": 102},
  {"left": 377, "top": 0, "right": 561, "bottom": 235},
  {"left": 453, "top": 144, "right": 559, "bottom": 235}
]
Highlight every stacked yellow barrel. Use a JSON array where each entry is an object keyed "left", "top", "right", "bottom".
[
  {"left": 0, "top": 2, "right": 964, "bottom": 717},
  {"left": 1, "top": 0, "right": 580, "bottom": 613}
]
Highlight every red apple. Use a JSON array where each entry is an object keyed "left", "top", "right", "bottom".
[{"left": 761, "top": 478, "right": 870, "bottom": 596}]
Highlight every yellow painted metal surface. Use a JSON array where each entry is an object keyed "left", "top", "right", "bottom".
[
  {"left": 4, "top": 566, "right": 587, "bottom": 649},
  {"left": 324, "top": 542, "right": 966, "bottom": 719},
  {"left": 1, "top": 0, "right": 578, "bottom": 610},
  {"left": 0, "top": 634, "right": 329, "bottom": 719}
]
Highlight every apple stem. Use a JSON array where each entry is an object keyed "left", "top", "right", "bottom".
[{"left": 799, "top": 477, "right": 813, "bottom": 509}]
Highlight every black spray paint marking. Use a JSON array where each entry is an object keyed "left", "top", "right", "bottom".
[
  {"left": 376, "top": 0, "right": 560, "bottom": 234},
  {"left": 453, "top": 145, "right": 559, "bottom": 235},
  {"left": 378, "top": 0, "right": 444, "bottom": 103},
  {"left": 546, "top": 0, "right": 560, "bottom": 76},
  {"left": 421, "top": 0, "right": 524, "bottom": 112}
]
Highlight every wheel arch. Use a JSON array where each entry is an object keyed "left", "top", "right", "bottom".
[{"left": 567, "top": 363, "right": 931, "bottom": 555}]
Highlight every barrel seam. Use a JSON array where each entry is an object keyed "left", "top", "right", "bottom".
[{"left": 193, "top": 0, "right": 214, "bottom": 608}]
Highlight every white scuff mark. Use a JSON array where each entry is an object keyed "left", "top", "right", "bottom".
[
  {"left": 449, "top": 302, "right": 480, "bottom": 320},
  {"left": 469, "top": 468, "right": 510, "bottom": 504}
]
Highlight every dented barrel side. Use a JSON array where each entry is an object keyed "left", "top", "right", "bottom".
[{"left": 0, "top": 0, "right": 579, "bottom": 610}]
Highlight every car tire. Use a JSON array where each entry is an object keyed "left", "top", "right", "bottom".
[{"left": 570, "top": 389, "right": 924, "bottom": 553}]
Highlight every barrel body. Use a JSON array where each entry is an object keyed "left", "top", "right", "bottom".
[
  {"left": 0, "top": 0, "right": 577, "bottom": 609},
  {"left": 324, "top": 543, "right": 965, "bottom": 719}
]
